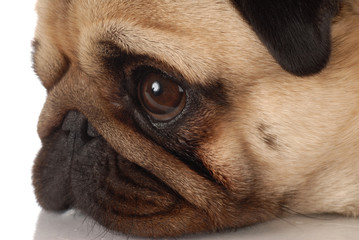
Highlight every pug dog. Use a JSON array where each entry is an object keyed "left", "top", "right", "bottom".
[{"left": 32, "top": 0, "right": 359, "bottom": 238}]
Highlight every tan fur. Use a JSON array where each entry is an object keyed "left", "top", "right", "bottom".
[{"left": 33, "top": 0, "right": 359, "bottom": 237}]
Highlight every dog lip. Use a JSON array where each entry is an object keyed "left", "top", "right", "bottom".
[
  {"left": 89, "top": 154, "right": 180, "bottom": 218},
  {"left": 68, "top": 137, "right": 181, "bottom": 223}
]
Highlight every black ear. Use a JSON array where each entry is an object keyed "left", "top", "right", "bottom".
[{"left": 232, "top": 0, "right": 340, "bottom": 76}]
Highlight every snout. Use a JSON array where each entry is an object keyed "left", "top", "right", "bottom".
[{"left": 32, "top": 111, "right": 212, "bottom": 237}]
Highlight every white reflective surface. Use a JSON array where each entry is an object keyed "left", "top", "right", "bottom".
[{"left": 34, "top": 210, "right": 359, "bottom": 240}]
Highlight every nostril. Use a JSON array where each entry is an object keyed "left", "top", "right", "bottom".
[
  {"left": 87, "top": 122, "right": 100, "bottom": 138},
  {"left": 62, "top": 111, "right": 100, "bottom": 138},
  {"left": 61, "top": 111, "right": 99, "bottom": 151}
]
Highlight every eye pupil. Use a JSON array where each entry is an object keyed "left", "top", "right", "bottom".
[{"left": 139, "top": 71, "right": 186, "bottom": 121}]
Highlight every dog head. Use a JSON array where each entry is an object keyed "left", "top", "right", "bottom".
[{"left": 32, "top": 0, "right": 359, "bottom": 237}]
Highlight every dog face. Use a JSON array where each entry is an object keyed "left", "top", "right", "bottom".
[{"left": 32, "top": 0, "right": 359, "bottom": 237}]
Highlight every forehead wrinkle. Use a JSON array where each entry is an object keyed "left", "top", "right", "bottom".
[{"left": 78, "top": 20, "right": 219, "bottom": 85}]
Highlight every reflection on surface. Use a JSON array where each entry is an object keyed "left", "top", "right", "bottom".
[{"left": 34, "top": 210, "right": 359, "bottom": 240}]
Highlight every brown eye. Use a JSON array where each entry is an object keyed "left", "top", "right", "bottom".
[{"left": 138, "top": 72, "right": 186, "bottom": 121}]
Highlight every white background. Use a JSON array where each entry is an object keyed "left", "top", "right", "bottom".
[
  {"left": 1, "top": 1, "right": 359, "bottom": 239},
  {"left": 0, "top": 0, "right": 44, "bottom": 238}
]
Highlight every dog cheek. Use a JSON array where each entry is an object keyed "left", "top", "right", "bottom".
[{"left": 197, "top": 122, "right": 253, "bottom": 194}]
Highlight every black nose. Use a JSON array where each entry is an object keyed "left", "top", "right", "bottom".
[
  {"left": 33, "top": 111, "right": 100, "bottom": 211},
  {"left": 62, "top": 111, "right": 100, "bottom": 151}
]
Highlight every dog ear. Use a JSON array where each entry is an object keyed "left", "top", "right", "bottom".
[{"left": 232, "top": 0, "right": 340, "bottom": 76}]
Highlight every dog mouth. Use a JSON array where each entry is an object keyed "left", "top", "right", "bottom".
[
  {"left": 33, "top": 111, "right": 190, "bottom": 234},
  {"left": 33, "top": 110, "right": 266, "bottom": 237}
]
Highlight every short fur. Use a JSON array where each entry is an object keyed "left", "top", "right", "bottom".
[{"left": 32, "top": 0, "right": 359, "bottom": 238}]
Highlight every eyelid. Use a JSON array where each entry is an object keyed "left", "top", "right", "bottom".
[{"left": 129, "top": 65, "right": 188, "bottom": 91}]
